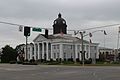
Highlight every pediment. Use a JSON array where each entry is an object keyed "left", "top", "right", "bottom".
[{"left": 33, "top": 34, "right": 47, "bottom": 42}]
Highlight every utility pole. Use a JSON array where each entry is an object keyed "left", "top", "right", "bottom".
[
  {"left": 80, "top": 32, "right": 84, "bottom": 66},
  {"left": 79, "top": 30, "right": 105, "bottom": 65},
  {"left": 116, "top": 27, "right": 120, "bottom": 61}
]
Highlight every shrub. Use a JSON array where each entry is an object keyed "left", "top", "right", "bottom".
[
  {"left": 80, "top": 58, "right": 92, "bottom": 64},
  {"left": 24, "top": 59, "right": 28, "bottom": 62},
  {"left": 17, "top": 61, "right": 23, "bottom": 64},
  {"left": 112, "top": 61, "right": 120, "bottom": 64},
  {"left": 50, "top": 59, "right": 53, "bottom": 62},
  {"left": 76, "top": 58, "right": 80, "bottom": 62},
  {"left": 64, "top": 58, "right": 67, "bottom": 61},
  {"left": 68, "top": 58, "right": 74, "bottom": 62},
  {"left": 47, "top": 61, "right": 60, "bottom": 65},
  {"left": 9, "top": 61, "right": 16, "bottom": 64},
  {"left": 30, "top": 59, "right": 35, "bottom": 63},
  {"left": 62, "top": 61, "right": 74, "bottom": 64},
  {"left": 22, "top": 62, "right": 38, "bottom": 65}
]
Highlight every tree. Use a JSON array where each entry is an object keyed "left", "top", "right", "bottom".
[
  {"left": 1, "top": 45, "right": 17, "bottom": 63},
  {"left": 15, "top": 44, "right": 25, "bottom": 62}
]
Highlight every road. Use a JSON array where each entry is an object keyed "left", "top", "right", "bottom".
[{"left": 0, "top": 64, "right": 120, "bottom": 80}]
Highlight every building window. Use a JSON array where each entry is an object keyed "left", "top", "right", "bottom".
[
  {"left": 54, "top": 45, "right": 56, "bottom": 49},
  {"left": 77, "top": 45, "right": 80, "bottom": 50},
  {"left": 54, "top": 53, "right": 56, "bottom": 59},
  {"left": 86, "top": 53, "right": 89, "bottom": 58},
  {"left": 63, "top": 21, "right": 66, "bottom": 24},
  {"left": 103, "top": 52, "right": 104, "bottom": 54},
  {"left": 68, "top": 45, "right": 72, "bottom": 49},
  {"left": 63, "top": 45, "right": 66, "bottom": 49},
  {"left": 54, "top": 21, "right": 57, "bottom": 24},
  {"left": 48, "top": 43, "right": 51, "bottom": 50},
  {"left": 48, "top": 52, "right": 51, "bottom": 59},
  {"left": 32, "top": 47, "right": 34, "bottom": 55},
  {"left": 71, "top": 53, "right": 73, "bottom": 58},
  {"left": 57, "top": 53, "right": 59, "bottom": 58},
  {"left": 57, "top": 45, "right": 59, "bottom": 49},
  {"left": 78, "top": 53, "right": 80, "bottom": 58},
  {"left": 69, "top": 45, "right": 72, "bottom": 49},
  {"left": 53, "top": 45, "right": 56, "bottom": 49},
  {"left": 64, "top": 53, "right": 66, "bottom": 59},
  {"left": 86, "top": 45, "right": 89, "bottom": 51},
  {"left": 94, "top": 46, "right": 96, "bottom": 50}
]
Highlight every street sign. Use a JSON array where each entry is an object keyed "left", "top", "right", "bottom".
[{"left": 32, "top": 28, "right": 42, "bottom": 32}]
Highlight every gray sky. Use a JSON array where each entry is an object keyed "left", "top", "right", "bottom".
[{"left": 0, "top": 0, "right": 120, "bottom": 49}]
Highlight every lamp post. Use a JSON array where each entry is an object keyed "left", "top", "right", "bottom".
[{"left": 79, "top": 30, "right": 106, "bottom": 66}]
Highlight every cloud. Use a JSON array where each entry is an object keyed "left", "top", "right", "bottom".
[{"left": 0, "top": 0, "right": 120, "bottom": 48}]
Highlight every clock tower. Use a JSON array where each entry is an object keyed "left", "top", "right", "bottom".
[{"left": 53, "top": 13, "right": 67, "bottom": 34}]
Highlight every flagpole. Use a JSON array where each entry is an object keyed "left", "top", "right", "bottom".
[
  {"left": 89, "top": 39, "right": 91, "bottom": 62},
  {"left": 104, "top": 33, "right": 105, "bottom": 48},
  {"left": 103, "top": 30, "right": 107, "bottom": 48}
]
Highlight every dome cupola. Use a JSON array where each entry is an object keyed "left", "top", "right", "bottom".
[{"left": 53, "top": 13, "right": 67, "bottom": 34}]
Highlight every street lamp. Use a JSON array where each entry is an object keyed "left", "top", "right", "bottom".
[{"left": 79, "top": 30, "right": 106, "bottom": 66}]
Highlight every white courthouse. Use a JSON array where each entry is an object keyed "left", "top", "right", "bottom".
[{"left": 21, "top": 13, "right": 99, "bottom": 63}]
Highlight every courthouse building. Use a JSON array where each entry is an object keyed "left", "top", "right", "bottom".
[{"left": 32, "top": 13, "right": 99, "bottom": 63}]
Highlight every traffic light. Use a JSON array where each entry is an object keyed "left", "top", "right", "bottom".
[
  {"left": 45, "top": 29, "right": 48, "bottom": 38},
  {"left": 24, "top": 27, "right": 30, "bottom": 36}
]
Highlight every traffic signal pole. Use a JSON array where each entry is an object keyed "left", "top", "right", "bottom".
[
  {"left": 80, "top": 32, "right": 84, "bottom": 66},
  {"left": 26, "top": 36, "right": 28, "bottom": 60},
  {"left": 24, "top": 27, "right": 30, "bottom": 60}
]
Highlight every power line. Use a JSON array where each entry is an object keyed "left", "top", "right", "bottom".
[
  {"left": 0, "top": 21, "right": 52, "bottom": 30},
  {"left": 68, "top": 24, "right": 120, "bottom": 31},
  {"left": 0, "top": 21, "right": 119, "bottom": 31}
]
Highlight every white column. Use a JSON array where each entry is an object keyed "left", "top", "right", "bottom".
[
  {"left": 42, "top": 42, "right": 44, "bottom": 59},
  {"left": 96, "top": 46, "right": 99, "bottom": 59},
  {"left": 51, "top": 44, "right": 53, "bottom": 59},
  {"left": 34, "top": 43, "right": 36, "bottom": 60},
  {"left": 79, "top": 44, "right": 81, "bottom": 60},
  {"left": 60, "top": 44, "right": 63, "bottom": 59},
  {"left": 84, "top": 45, "right": 87, "bottom": 59},
  {"left": 37, "top": 43, "right": 40, "bottom": 59},
  {"left": 30, "top": 47, "right": 32, "bottom": 60},
  {"left": 75, "top": 44, "right": 78, "bottom": 59},
  {"left": 46, "top": 42, "right": 49, "bottom": 60}
]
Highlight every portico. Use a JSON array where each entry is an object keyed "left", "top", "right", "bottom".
[{"left": 33, "top": 34, "right": 99, "bottom": 63}]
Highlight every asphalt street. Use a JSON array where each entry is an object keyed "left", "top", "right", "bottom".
[{"left": 0, "top": 64, "right": 120, "bottom": 80}]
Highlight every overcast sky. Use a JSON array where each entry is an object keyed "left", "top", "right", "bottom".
[{"left": 0, "top": 0, "right": 120, "bottom": 49}]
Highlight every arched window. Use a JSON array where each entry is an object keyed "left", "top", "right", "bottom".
[
  {"left": 63, "top": 21, "right": 66, "bottom": 24},
  {"left": 54, "top": 21, "right": 57, "bottom": 24}
]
